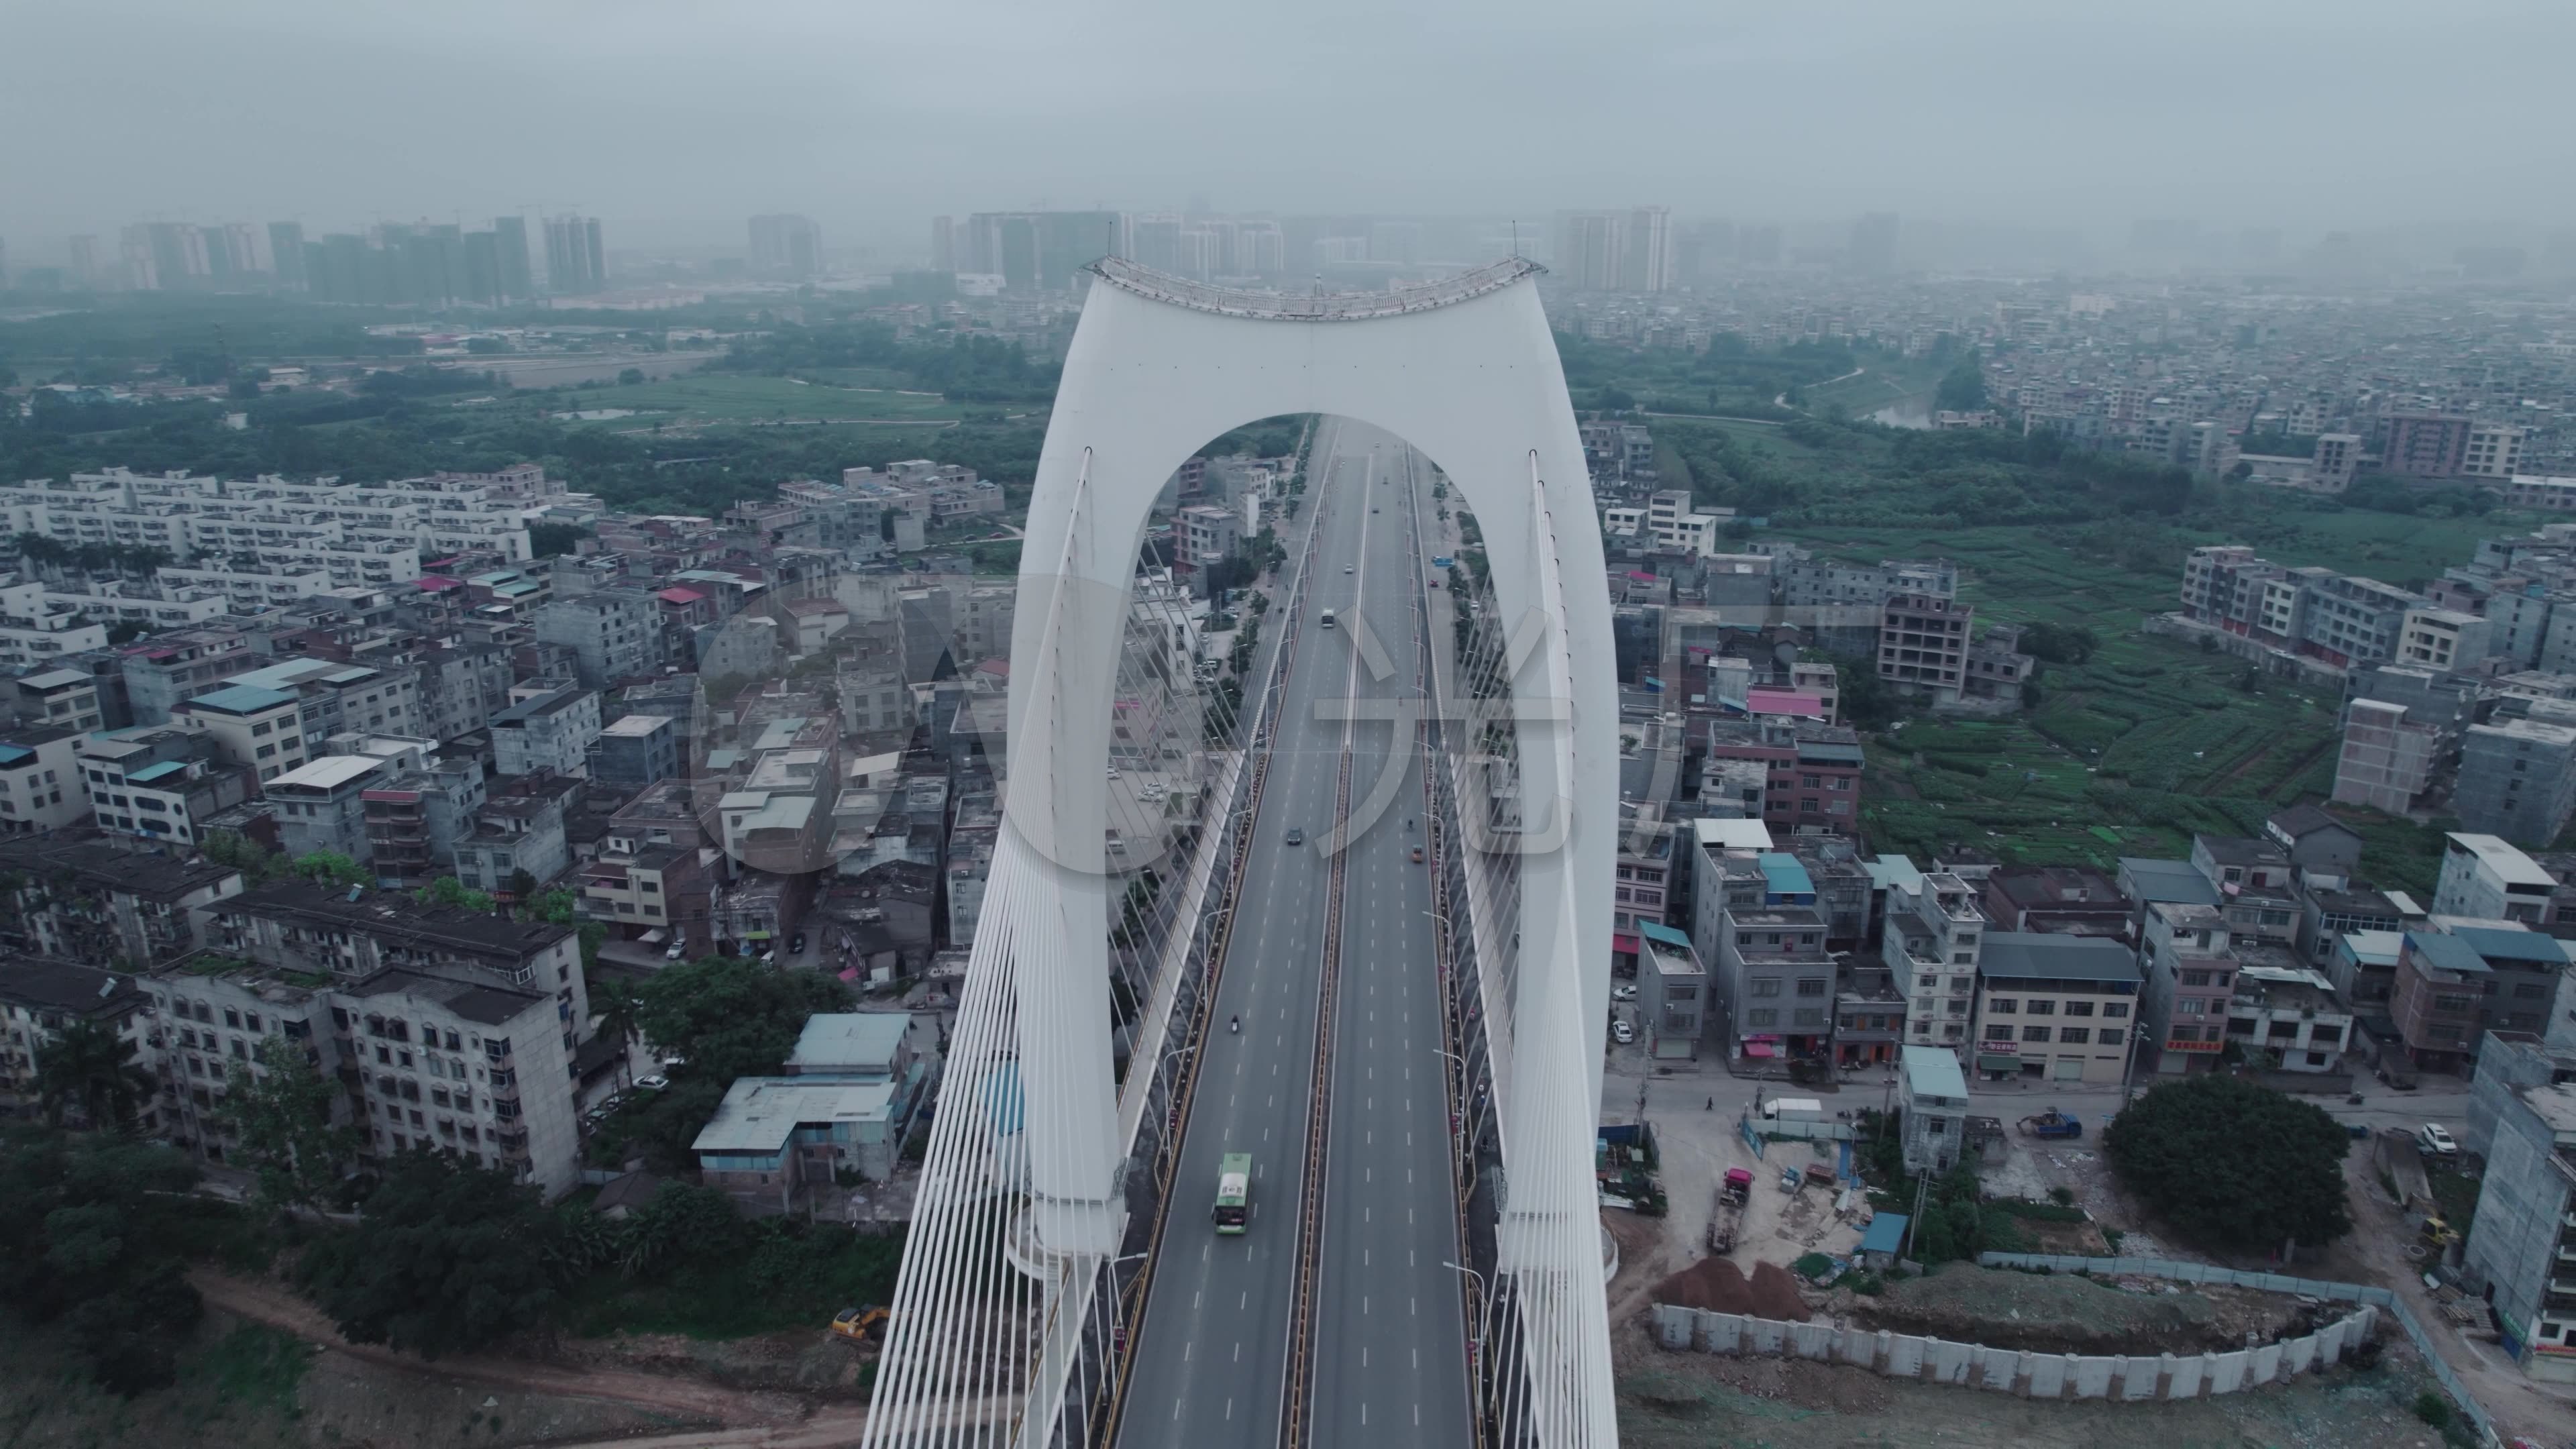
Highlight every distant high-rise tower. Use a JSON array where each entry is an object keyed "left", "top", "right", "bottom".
[
  {"left": 930, "top": 215, "right": 955, "bottom": 272},
  {"left": 749, "top": 214, "right": 822, "bottom": 278},
  {"left": 1552, "top": 211, "right": 1627, "bottom": 292},
  {"left": 1849, "top": 213, "right": 1899, "bottom": 274},
  {"left": 544, "top": 215, "right": 605, "bottom": 295},
  {"left": 67, "top": 235, "right": 100, "bottom": 287},
  {"left": 1621, "top": 207, "right": 1673, "bottom": 292},
  {"left": 268, "top": 222, "right": 307, "bottom": 289},
  {"left": 492, "top": 215, "right": 533, "bottom": 301}
]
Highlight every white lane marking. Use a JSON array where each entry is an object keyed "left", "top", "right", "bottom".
[{"left": 1184, "top": 1342, "right": 1193, "bottom": 1362}]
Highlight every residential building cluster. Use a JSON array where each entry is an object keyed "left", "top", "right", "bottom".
[{"left": 2170, "top": 525, "right": 2576, "bottom": 847}]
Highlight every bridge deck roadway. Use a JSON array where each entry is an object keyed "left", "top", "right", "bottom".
[{"left": 1118, "top": 419, "right": 1470, "bottom": 1447}]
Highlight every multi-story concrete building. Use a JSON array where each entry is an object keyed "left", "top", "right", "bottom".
[
  {"left": 119, "top": 627, "right": 258, "bottom": 726},
  {"left": 2464, "top": 423, "right": 2529, "bottom": 480},
  {"left": 0, "top": 838, "right": 242, "bottom": 968},
  {"left": 2137, "top": 901, "right": 2237, "bottom": 1073},
  {"left": 339, "top": 965, "right": 583, "bottom": 1196},
  {"left": 2459, "top": 1031, "right": 2576, "bottom": 1381},
  {"left": 1173, "top": 503, "right": 1241, "bottom": 569},
  {"left": 0, "top": 959, "right": 156, "bottom": 1128},
  {"left": 0, "top": 724, "right": 87, "bottom": 834},
  {"left": 2459, "top": 712, "right": 2576, "bottom": 847},
  {"left": 588, "top": 713, "right": 680, "bottom": 790},
  {"left": 1970, "top": 931, "right": 2141, "bottom": 1084},
  {"left": 2398, "top": 608, "right": 2491, "bottom": 672},
  {"left": 0, "top": 578, "right": 109, "bottom": 670},
  {"left": 74, "top": 724, "right": 252, "bottom": 847},
  {"left": 1878, "top": 592, "right": 1971, "bottom": 702},
  {"left": 144, "top": 951, "right": 341, "bottom": 1163},
  {"left": 16, "top": 667, "right": 107, "bottom": 733},
  {"left": 1899, "top": 1044, "right": 1970, "bottom": 1173},
  {"left": 2436, "top": 833, "right": 2563, "bottom": 925},
  {"left": 490, "top": 686, "right": 600, "bottom": 779},
  {"left": 173, "top": 682, "right": 308, "bottom": 784},
  {"left": 1702, "top": 716, "right": 1864, "bottom": 837},
  {"left": 1712, "top": 904, "right": 1834, "bottom": 1063},
  {"left": 1881, "top": 869, "right": 1985, "bottom": 1053},
  {"left": 2392, "top": 928, "right": 2576, "bottom": 1073},
  {"left": 265, "top": 755, "right": 392, "bottom": 865},
  {"left": 2223, "top": 955, "right": 2353, "bottom": 1073},
  {"left": 2382, "top": 412, "right": 2474, "bottom": 479},
  {"left": 451, "top": 774, "right": 575, "bottom": 902},
  {"left": 1636, "top": 922, "right": 1708, "bottom": 1058},
  {"left": 360, "top": 759, "right": 488, "bottom": 888},
  {"left": 533, "top": 589, "right": 661, "bottom": 690}
]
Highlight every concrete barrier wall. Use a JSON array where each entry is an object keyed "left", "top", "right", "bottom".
[
  {"left": 1651, "top": 1295, "right": 2379, "bottom": 1403},
  {"left": 1979, "top": 1252, "right": 2493, "bottom": 1444}
]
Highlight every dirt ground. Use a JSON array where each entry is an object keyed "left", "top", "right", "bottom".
[
  {"left": 0, "top": 1311, "right": 704, "bottom": 1449},
  {"left": 1614, "top": 1316, "right": 2467, "bottom": 1449},
  {"left": 1838, "top": 1264, "right": 2304, "bottom": 1356}
]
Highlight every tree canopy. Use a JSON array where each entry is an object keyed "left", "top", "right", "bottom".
[
  {"left": 295, "top": 1150, "right": 560, "bottom": 1358},
  {"left": 36, "top": 1018, "right": 155, "bottom": 1132},
  {"left": 0, "top": 1125, "right": 207, "bottom": 1393},
  {"left": 221, "top": 1035, "right": 362, "bottom": 1215},
  {"left": 2102, "top": 1074, "right": 2353, "bottom": 1250},
  {"left": 1935, "top": 360, "right": 1989, "bottom": 413},
  {"left": 635, "top": 955, "right": 853, "bottom": 1085}
]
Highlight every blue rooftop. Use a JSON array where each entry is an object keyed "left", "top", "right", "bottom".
[
  {"left": 2407, "top": 931, "right": 2493, "bottom": 976},
  {"left": 1758, "top": 852, "right": 1816, "bottom": 902},
  {"left": 128, "top": 760, "right": 186, "bottom": 784},
  {"left": 1638, "top": 920, "right": 1691, "bottom": 951},
  {"left": 185, "top": 683, "right": 297, "bottom": 714},
  {"left": 0, "top": 745, "right": 30, "bottom": 769},
  {"left": 2451, "top": 928, "right": 2573, "bottom": 967},
  {"left": 1859, "top": 1213, "right": 1910, "bottom": 1255}
]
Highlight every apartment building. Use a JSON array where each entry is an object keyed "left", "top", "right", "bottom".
[
  {"left": 1174, "top": 504, "right": 1240, "bottom": 568},
  {"left": 0, "top": 959, "right": 156, "bottom": 1127},
  {"left": 1877, "top": 593, "right": 1972, "bottom": 702},
  {"left": 173, "top": 683, "right": 307, "bottom": 783},
  {"left": 266, "top": 755, "right": 393, "bottom": 864},
  {"left": 361, "top": 759, "right": 488, "bottom": 888},
  {"left": 1712, "top": 905, "right": 1835, "bottom": 1063},
  {"left": 580, "top": 843, "right": 720, "bottom": 959},
  {"left": 1970, "top": 932, "right": 2141, "bottom": 1084},
  {"left": 120, "top": 627, "right": 258, "bottom": 725},
  {"left": 2137, "top": 901, "right": 2238, "bottom": 1073},
  {"left": 2392, "top": 928, "right": 2576, "bottom": 1074},
  {"left": 2463, "top": 423, "right": 2529, "bottom": 480},
  {"left": 2458, "top": 712, "right": 2576, "bottom": 847},
  {"left": 74, "top": 724, "right": 252, "bottom": 847},
  {"left": 2382, "top": 413, "right": 2473, "bottom": 479},
  {"left": 533, "top": 589, "right": 662, "bottom": 690},
  {"left": 2399, "top": 608, "right": 2491, "bottom": 672},
  {"left": 339, "top": 966, "right": 583, "bottom": 1196},
  {"left": 0, "top": 838, "right": 242, "bottom": 967},
  {"left": 2224, "top": 956, "right": 2353, "bottom": 1073},
  {"left": 2178, "top": 545, "right": 2430, "bottom": 671},
  {"left": 144, "top": 952, "right": 341, "bottom": 1163},
  {"left": 1636, "top": 923, "right": 1709, "bottom": 1057},
  {"left": 0, "top": 466, "right": 538, "bottom": 590},
  {"left": 2459, "top": 1033, "right": 2576, "bottom": 1380},
  {"left": 1701, "top": 716, "right": 1864, "bottom": 835},
  {"left": 490, "top": 686, "right": 601, "bottom": 778},
  {"left": 1881, "top": 869, "right": 1985, "bottom": 1052},
  {"left": 588, "top": 714, "right": 680, "bottom": 789},
  {"left": 16, "top": 667, "right": 106, "bottom": 733},
  {"left": 0, "top": 578, "right": 109, "bottom": 669},
  {"left": 0, "top": 725, "right": 87, "bottom": 833},
  {"left": 2436, "top": 833, "right": 2562, "bottom": 925},
  {"left": 451, "top": 774, "right": 575, "bottom": 902}
]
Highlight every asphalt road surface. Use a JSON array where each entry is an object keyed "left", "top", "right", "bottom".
[{"left": 1118, "top": 419, "right": 1470, "bottom": 1446}]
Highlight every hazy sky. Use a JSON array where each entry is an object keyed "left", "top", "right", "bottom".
[{"left": 6, "top": 0, "right": 2571, "bottom": 256}]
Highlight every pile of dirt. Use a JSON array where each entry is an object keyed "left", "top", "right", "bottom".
[
  {"left": 1649, "top": 1257, "right": 1756, "bottom": 1315},
  {"left": 1851, "top": 1264, "right": 2254, "bottom": 1354},
  {"left": 1745, "top": 1262, "right": 1811, "bottom": 1322}
]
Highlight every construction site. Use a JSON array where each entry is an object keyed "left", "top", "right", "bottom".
[{"left": 1600, "top": 1075, "right": 2557, "bottom": 1448}]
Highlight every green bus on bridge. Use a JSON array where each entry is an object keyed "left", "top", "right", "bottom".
[{"left": 1213, "top": 1152, "right": 1252, "bottom": 1234}]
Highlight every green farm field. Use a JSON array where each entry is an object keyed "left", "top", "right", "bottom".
[
  {"left": 557, "top": 372, "right": 989, "bottom": 430},
  {"left": 1788, "top": 494, "right": 2508, "bottom": 894}
]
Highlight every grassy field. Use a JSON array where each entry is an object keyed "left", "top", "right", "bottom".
[
  {"left": 1787, "top": 496, "right": 2499, "bottom": 892},
  {"left": 558, "top": 372, "right": 984, "bottom": 430}
]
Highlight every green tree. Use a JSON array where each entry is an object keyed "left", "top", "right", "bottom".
[
  {"left": 616, "top": 1181, "right": 749, "bottom": 1279},
  {"left": 36, "top": 1019, "right": 155, "bottom": 1132},
  {"left": 291, "top": 852, "right": 370, "bottom": 890},
  {"left": 221, "top": 1035, "right": 361, "bottom": 1215},
  {"left": 590, "top": 975, "right": 645, "bottom": 1089},
  {"left": 415, "top": 875, "right": 496, "bottom": 914},
  {"left": 295, "top": 1150, "right": 559, "bottom": 1358},
  {"left": 0, "top": 1125, "right": 206, "bottom": 1393},
  {"left": 635, "top": 955, "right": 853, "bottom": 1085},
  {"left": 530, "top": 888, "right": 580, "bottom": 926},
  {"left": 2102, "top": 1075, "right": 2353, "bottom": 1251},
  {"left": 2019, "top": 621, "right": 2098, "bottom": 664},
  {"left": 1935, "top": 360, "right": 1988, "bottom": 413}
]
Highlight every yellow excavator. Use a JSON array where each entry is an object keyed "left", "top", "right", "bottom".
[{"left": 831, "top": 1305, "right": 891, "bottom": 1343}]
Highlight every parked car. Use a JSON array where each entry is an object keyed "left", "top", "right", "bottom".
[
  {"left": 790, "top": 932, "right": 807, "bottom": 955},
  {"left": 665, "top": 941, "right": 687, "bottom": 961},
  {"left": 1611, "top": 1019, "right": 1636, "bottom": 1045},
  {"left": 633, "top": 1074, "right": 669, "bottom": 1092},
  {"left": 1611, "top": 985, "right": 1638, "bottom": 1002},
  {"left": 2417, "top": 1124, "right": 2459, "bottom": 1157}
]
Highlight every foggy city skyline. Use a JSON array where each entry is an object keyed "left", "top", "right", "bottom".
[{"left": 7, "top": 0, "right": 2575, "bottom": 262}]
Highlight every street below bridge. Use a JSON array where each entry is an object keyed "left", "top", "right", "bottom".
[{"left": 1117, "top": 419, "right": 1470, "bottom": 1448}]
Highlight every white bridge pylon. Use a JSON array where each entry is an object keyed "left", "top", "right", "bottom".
[{"left": 861, "top": 258, "right": 1619, "bottom": 1447}]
